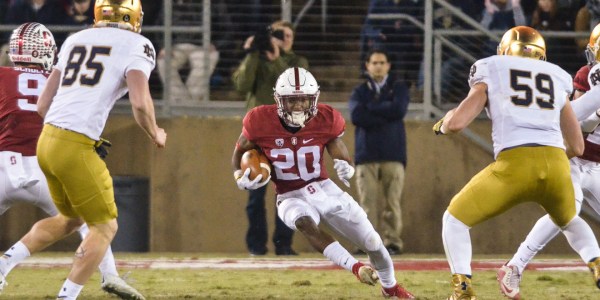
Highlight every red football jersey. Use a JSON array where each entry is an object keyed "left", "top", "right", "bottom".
[
  {"left": 0, "top": 66, "right": 48, "bottom": 156},
  {"left": 573, "top": 65, "right": 591, "bottom": 92},
  {"left": 243, "top": 104, "right": 346, "bottom": 194}
]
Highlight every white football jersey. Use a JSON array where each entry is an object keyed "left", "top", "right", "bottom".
[
  {"left": 44, "top": 27, "right": 156, "bottom": 140},
  {"left": 468, "top": 55, "right": 572, "bottom": 158}
]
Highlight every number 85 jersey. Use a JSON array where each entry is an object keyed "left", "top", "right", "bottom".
[
  {"left": 243, "top": 104, "right": 345, "bottom": 194},
  {"left": 469, "top": 55, "right": 573, "bottom": 158},
  {"left": 44, "top": 27, "right": 156, "bottom": 140}
]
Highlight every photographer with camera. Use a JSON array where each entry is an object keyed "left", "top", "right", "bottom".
[{"left": 232, "top": 20, "right": 308, "bottom": 256}]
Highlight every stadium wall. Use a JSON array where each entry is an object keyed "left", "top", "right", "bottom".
[{"left": 1, "top": 115, "right": 596, "bottom": 255}]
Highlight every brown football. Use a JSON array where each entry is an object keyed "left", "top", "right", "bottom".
[{"left": 240, "top": 149, "right": 271, "bottom": 182}]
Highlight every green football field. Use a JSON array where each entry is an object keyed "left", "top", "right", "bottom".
[{"left": 0, "top": 253, "right": 597, "bottom": 299}]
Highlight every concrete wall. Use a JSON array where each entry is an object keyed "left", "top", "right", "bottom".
[{"left": 1, "top": 115, "right": 597, "bottom": 255}]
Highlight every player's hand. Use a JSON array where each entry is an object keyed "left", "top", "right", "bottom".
[
  {"left": 94, "top": 138, "right": 112, "bottom": 160},
  {"left": 234, "top": 168, "right": 270, "bottom": 190},
  {"left": 433, "top": 118, "right": 445, "bottom": 135},
  {"left": 333, "top": 159, "right": 354, "bottom": 188},
  {"left": 153, "top": 128, "right": 167, "bottom": 148}
]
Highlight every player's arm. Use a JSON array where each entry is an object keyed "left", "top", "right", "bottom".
[
  {"left": 572, "top": 88, "right": 600, "bottom": 133},
  {"left": 37, "top": 69, "right": 61, "bottom": 118},
  {"left": 561, "top": 98, "right": 585, "bottom": 158},
  {"left": 571, "top": 85, "right": 600, "bottom": 120},
  {"left": 232, "top": 133, "right": 258, "bottom": 171},
  {"left": 232, "top": 133, "right": 267, "bottom": 190},
  {"left": 326, "top": 137, "right": 354, "bottom": 187},
  {"left": 434, "top": 83, "right": 487, "bottom": 134},
  {"left": 126, "top": 69, "right": 166, "bottom": 148}
]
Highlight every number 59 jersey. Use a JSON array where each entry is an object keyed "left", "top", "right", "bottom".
[
  {"left": 243, "top": 104, "right": 346, "bottom": 194},
  {"left": 0, "top": 67, "right": 49, "bottom": 156},
  {"left": 44, "top": 27, "right": 156, "bottom": 140},
  {"left": 469, "top": 55, "right": 573, "bottom": 158}
]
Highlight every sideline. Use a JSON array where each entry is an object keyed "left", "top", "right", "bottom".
[{"left": 19, "top": 257, "right": 587, "bottom": 272}]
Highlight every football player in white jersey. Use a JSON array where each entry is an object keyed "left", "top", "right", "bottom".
[
  {"left": 0, "top": 1, "right": 167, "bottom": 299},
  {"left": 0, "top": 22, "right": 144, "bottom": 299},
  {"left": 497, "top": 23, "right": 600, "bottom": 299},
  {"left": 433, "top": 26, "right": 600, "bottom": 299}
]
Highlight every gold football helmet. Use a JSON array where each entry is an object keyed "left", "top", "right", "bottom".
[
  {"left": 94, "top": 0, "right": 143, "bottom": 33},
  {"left": 586, "top": 23, "right": 600, "bottom": 65},
  {"left": 497, "top": 26, "right": 546, "bottom": 61}
]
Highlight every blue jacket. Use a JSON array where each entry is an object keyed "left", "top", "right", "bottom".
[{"left": 349, "top": 76, "right": 409, "bottom": 166}]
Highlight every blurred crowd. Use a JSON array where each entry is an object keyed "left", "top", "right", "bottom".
[{"left": 1, "top": 0, "right": 597, "bottom": 100}]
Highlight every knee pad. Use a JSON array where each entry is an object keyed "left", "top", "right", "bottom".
[
  {"left": 363, "top": 229, "right": 383, "bottom": 252},
  {"left": 277, "top": 197, "right": 320, "bottom": 230}
]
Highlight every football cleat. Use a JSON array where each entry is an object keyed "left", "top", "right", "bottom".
[
  {"left": 352, "top": 262, "right": 379, "bottom": 285},
  {"left": 101, "top": 274, "right": 145, "bottom": 300},
  {"left": 447, "top": 274, "right": 477, "bottom": 300},
  {"left": 381, "top": 283, "right": 415, "bottom": 299},
  {"left": 588, "top": 257, "right": 600, "bottom": 289},
  {"left": 497, "top": 264, "right": 521, "bottom": 299}
]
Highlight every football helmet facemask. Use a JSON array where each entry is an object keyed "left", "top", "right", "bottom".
[
  {"left": 9, "top": 22, "right": 57, "bottom": 71},
  {"left": 586, "top": 23, "right": 600, "bottom": 65},
  {"left": 497, "top": 26, "right": 546, "bottom": 61},
  {"left": 274, "top": 67, "right": 320, "bottom": 127},
  {"left": 94, "top": 0, "right": 143, "bottom": 33}
]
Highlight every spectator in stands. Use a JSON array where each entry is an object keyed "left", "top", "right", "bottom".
[
  {"left": 66, "top": 0, "right": 94, "bottom": 25},
  {"left": 360, "top": 0, "right": 423, "bottom": 86},
  {"left": 156, "top": 0, "right": 233, "bottom": 102},
  {"left": 588, "top": 0, "right": 600, "bottom": 29},
  {"left": 480, "top": 0, "right": 527, "bottom": 56},
  {"left": 231, "top": 20, "right": 308, "bottom": 256},
  {"left": 1, "top": 0, "right": 70, "bottom": 66},
  {"left": 348, "top": 49, "right": 410, "bottom": 255},
  {"left": 531, "top": 0, "right": 578, "bottom": 73}
]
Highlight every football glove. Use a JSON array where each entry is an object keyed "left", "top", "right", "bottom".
[
  {"left": 94, "top": 138, "right": 112, "bottom": 160},
  {"left": 333, "top": 159, "right": 354, "bottom": 188},
  {"left": 432, "top": 118, "right": 445, "bottom": 135},
  {"left": 234, "top": 168, "right": 270, "bottom": 190}
]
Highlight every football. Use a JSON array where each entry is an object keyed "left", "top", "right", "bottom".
[{"left": 240, "top": 149, "right": 271, "bottom": 182}]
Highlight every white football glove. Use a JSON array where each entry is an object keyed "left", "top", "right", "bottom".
[
  {"left": 333, "top": 159, "right": 355, "bottom": 188},
  {"left": 234, "top": 168, "right": 270, "bottom": 190}
]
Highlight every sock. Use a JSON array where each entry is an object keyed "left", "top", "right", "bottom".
[
  {"left": 508, "top": 214, "right": 560, "bottom": 274},
  {"left": 442, "top": 211, "right": 472, "bottom": 275},
  {"left": 562, "top": 216, "right": 600, "bottom": 262},
  {"left": 0, "top": 241, "right": 31, "bottom": 276},
  {"left": 57, "top": 279, "right": 83, "bottom": 300},
  {"left": 323, "top": 241, "right": 358, "bottom": 271},
  {"left": 98, "top": 246, "right": 119, "bottom": 278},
  {"left": 367, "top": 245, "right": 397, "bottom": 288},
  {"left": 78, "top": 224, "right": 118, "bottom": 278}
]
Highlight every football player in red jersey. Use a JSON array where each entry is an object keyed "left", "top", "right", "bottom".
[
  {"left": 0, "top": 23, "right": 145, "bottom": 299},
  {"left": 497, "top": 23, "right": 600, "bottom": 299},
  {"left": 231, "top": 67, "right": 414, "bottom": 299}
]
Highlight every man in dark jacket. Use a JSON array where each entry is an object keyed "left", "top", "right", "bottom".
[{"left": 349, "top": 49, "right": 410, "bottom": 255}]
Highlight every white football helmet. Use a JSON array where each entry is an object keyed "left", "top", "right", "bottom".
[
  {"left": 274, "top": 67, "right": 320, "bottom": 127},
  {"left": 9, "top": 22, "right": 57, "bottom": 71}
]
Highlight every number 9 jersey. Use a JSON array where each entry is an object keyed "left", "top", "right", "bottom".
[
  {"left": 469, "top": 55, "right": 573, "bottom": 158},
  {"left": 242, "top": 104, "right": 345, "bottom": 194},
  {"left": 44, "top": 27, "right": 156, "bottom": 140},
  {"left": 0, "top": 67, "right": 48, "bottom": 156}
]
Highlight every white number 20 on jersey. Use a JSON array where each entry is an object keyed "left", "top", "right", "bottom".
[
  {"left": 17, "top": 73, "right": 47, "bottom": 112},
  {"left": 270, "top": 146, "right": 321, "bottom": 181}
]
